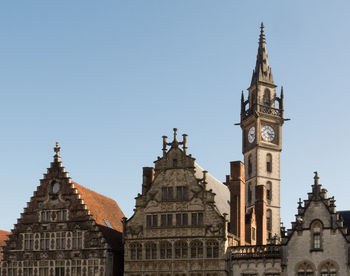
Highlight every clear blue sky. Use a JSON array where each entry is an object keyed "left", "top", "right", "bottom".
[{"left": 0, "top": 1, "right": 349, "bottom": 231}]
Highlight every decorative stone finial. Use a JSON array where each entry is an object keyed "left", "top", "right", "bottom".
[
  {"left": 259, "top": 22, "right": 265, "bottom": 45},
  {"left": 54, "top": 141, "right": 61, "bottom": 162},
  {"left": 173, "top": 128, "right": 178, "bottom": 142},
  {"left": 298, "top": 198, "right": 303, "bottom": 208},
  {"left": 182, "top": 134, "right": 188, "bottom": 154},
  {"left": 162, "top": 136, "right": 167, "bottom": 156},
  {"left": 312, "top": 171, "right": 322, "bottom": 198}
]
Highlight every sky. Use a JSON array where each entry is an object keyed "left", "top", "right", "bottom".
[{"left": 0, "top": 1, "right": 350, "bottom": 231}]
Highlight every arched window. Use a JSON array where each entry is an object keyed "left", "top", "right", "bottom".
[
  {"left": 266, "top": 154, "right": 272, "bottom": 172},
  {"left": 145, "top": 242, "right": 157, "bottom": 260},
  {"left": 206, "top": 240, "right": 219, "bottom": 258},
  {"left": 266, "top": 181, "right": 272, "bottom": 201},
  {"left": 174, "top": 241, "right": 187, "bottom": 259},
  {"left": 130, "top": 243, "right": 142, "bottom": 260},
  {"left": 320, "top": 261, "right": 338, "bottom": 276},
  {"left": 160, "top": 241, "right": 172, "bottom": 259},
  {"left": 266, "top": 209, "right": 272, "bottom": 232},
  {"left": 190, "top": 240, "right": 203, "bottom": 258},
  {"left": 248, "top": 155, "right": 252, "bottom": 176},
  {"left": 263, "top": 89, "right": 271, "bottom": 106},
  {"left": 311, "top": 220, "right": 322, "bottom": 250},
  {"left": 297, "top": 262, "right": 315, "bottom": 276}
]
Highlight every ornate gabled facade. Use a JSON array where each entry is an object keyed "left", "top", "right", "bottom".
[
  {"left": 123, "top": 129, "right": 232, "bottom": 276},
  {"left": 283, "top": 172, "right": 350, "bottom": 275},
  {"left": 0, "top": 143, "right": 125, "bottom": 276}
]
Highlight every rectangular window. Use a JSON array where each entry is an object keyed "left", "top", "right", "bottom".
[
  {"left": 24, "top": 233, "right": 34, "bottom": 250},
  {"left": 56, "top": 210, "right": 68, "bottom": 221},
  {"left": 7, "top": 261, "right": 17, "bottom": 276},
  {"left": 88, "top": 259, "right": 99, "bottom": 276},
  {"left": 161, "top": 187, "right": 174, "bottom": 201},
  {"left": 160, "top": 214, "right": 173, "bottom": 227},
  {"left": 71, "top": 260, "right": 82, "bottom": 276},
  {"left": 55, "top": 260, "right": 65, "bottom": 276},
  {"left": 40, "top": 232, "right": 50, "bottom": 250},
  {"left": 72, "top": 231, "right": 83, "bottom": 249},
  {"left": 176, "top": 213, "right": 188, "bottom": 226},
  {"left": 41, "top": 211, "right": 51, "bottom": 222},
  {"left": 146, "top": 215, "right": 158, "bottom": 228},
  {"left": 176, "top": 186, "right": 188, "bottom": 201},
  {"left": 23, "top": 261, "right": 33, "bottom": 276},
  {"left": 313, "top": 233, "right": 321, "bottom": 249},
  {"left": 56, "top": 232, "right": 66, "bottom": 249},
  {"left": 191, "top": 213, "right": 203, "bottom": 226},
  {"left": 39, "top": 261, "right": 49, "bottom": 276}
]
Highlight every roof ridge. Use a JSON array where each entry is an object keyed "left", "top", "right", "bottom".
[{"left": 72, "top": 181, "right": 119, "bottom": 204}]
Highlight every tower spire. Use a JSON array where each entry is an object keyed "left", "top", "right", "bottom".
[{"left": 251, "top": 22, "right": 274, "bottom": 85}]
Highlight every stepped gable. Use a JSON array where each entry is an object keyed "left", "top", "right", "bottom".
[
  {"left": 72, "top": 181, "right": 125, "bottom": 232},
  {"left": 285, "top": 172, "right": 349, "bottom": 242}
]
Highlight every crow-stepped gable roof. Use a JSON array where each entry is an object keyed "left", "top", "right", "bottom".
[{"left": 47, "top": 142, "right": 125, "bottom": 232}]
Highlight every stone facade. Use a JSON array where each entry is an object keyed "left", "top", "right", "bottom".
[
  {"left": 124, "top": 130, "right": 232, "bottom": 276},
  {"left": 0, "top": 143, "right": 125, "bottom": 276}
]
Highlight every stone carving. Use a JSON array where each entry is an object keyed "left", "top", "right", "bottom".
[{"left": 126, "top": 225, "right": 143, "bottom": 238}]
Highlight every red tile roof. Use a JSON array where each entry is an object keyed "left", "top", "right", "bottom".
[
  {"left": 72, "top": 182, "right": 125, "bottom": 232},
  {"left": 0, "top": 230, "right": 10, "bottom": 265}
]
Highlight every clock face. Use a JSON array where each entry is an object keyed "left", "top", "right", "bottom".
[
  {"left": 261, "top": 125, "right": 275, "bottom": 142},
  {"left": 52, "top": 182, "right": 60, "bottom": 194},
  {"left": 248, "top": 126, "right": 255, "bottom": 143}
]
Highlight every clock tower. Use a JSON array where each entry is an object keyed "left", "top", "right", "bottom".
[{"left": 240, "top": 23, "right": 284, "bottom": 244}]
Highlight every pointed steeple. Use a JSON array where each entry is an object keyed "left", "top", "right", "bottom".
[{"left": 251, "top": 23, "right": 274, "bottom": 85}]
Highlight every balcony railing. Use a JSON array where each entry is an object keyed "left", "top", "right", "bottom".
[
  {"left": 229, "top": 245, "right": 281, "bottom": 259},
  {"left": 242, "top": 104, "right": 282, "bottom": 119}
]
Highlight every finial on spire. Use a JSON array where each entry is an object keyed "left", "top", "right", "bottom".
[{"left": 259, "top": 22, "right": 266, "bottom": 45}]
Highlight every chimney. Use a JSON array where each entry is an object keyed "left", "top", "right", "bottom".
[
  {"left": 142, "top": 167, "right": 155, "bottom": 194},
  {"left": 255, "top": 185, "right": 267, "bottom": 245},
  {"left": 227, "top": 161, "right": 246, "bottom": 245}
]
